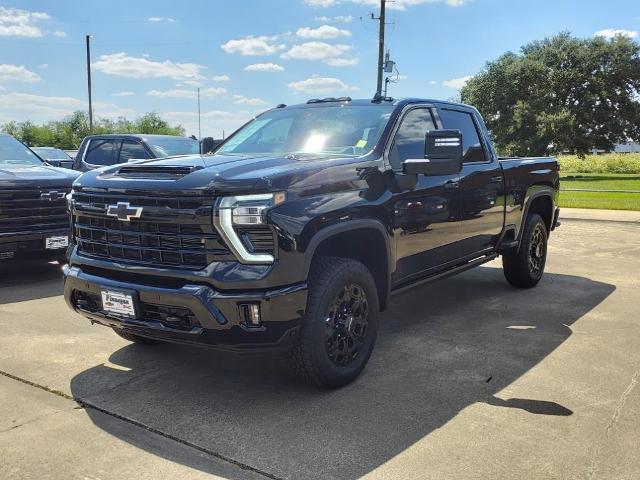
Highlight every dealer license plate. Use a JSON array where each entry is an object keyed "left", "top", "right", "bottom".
[
  {"left": 45, "top": 236, "right": 69, "bottom": 250},
  {"left": 101, "top": 290, "right": 136, "bottom": 318}
]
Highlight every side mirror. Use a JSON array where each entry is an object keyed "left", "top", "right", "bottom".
[{"left": 402, "top": 129, "right": 463, "bottom": 176}]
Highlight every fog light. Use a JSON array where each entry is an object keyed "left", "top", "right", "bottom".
[{"left": 241, "top": 303, "right": 261, "bottom": 327}]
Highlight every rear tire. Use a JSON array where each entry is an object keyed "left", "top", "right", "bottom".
[
  {"left": 112, "top": 328, "right": 163, "bottom": 345},
  {"left": 502, "top": 213, "right": 548, "bottom": 288},
  {"left": 288, "top": 256, "right": 380, "bottom": 389}
]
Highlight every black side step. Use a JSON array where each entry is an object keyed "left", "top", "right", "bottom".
[{"left": 391, "top": 253, "right": 498, "bottom": 296}]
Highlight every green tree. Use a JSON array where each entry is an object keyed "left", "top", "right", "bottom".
[
  {"left": 1, "top": 111, "right": 185, "bottom": 149},
  {"left": 461, "top": 33, "right": 640, "bottom": 157}
]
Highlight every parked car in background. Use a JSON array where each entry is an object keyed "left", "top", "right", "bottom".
[
  {"left": 73, "top": 134, "right": 200, "bottom": 172},
  {"left": 63, "top": 97, "right": 560, "bottom": 388},
  {"left": 32, "top": 146, "right": 74, "bottom": 169},
  {"left": 65, "top": 150, "right": 78, "bottom": 160},
  {"left": 0, "top": 134, "right": 79, "bottom": 263}
]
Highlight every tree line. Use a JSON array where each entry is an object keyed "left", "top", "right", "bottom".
[
  {"left": 1, "top": 111, "right": 185, "bottom": 150},
  {"left": 461, "top": 33, "right": 640, "bottom": 157}
]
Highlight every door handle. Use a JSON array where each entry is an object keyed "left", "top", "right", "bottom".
[
  {"left": 444, "top": 180, "right": 460, "bottom": 190},
  {"left": 490, "top": 176, "right": 503, "bottom": 183}
]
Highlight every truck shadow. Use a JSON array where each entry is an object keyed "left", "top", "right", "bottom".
[
  {"left": 69, "top": 267, "right": 614, "bottom": 480},
  {"left": 0, "top": 260, "right": 63, "bottom": 304}
]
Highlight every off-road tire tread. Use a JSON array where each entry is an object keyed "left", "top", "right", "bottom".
[
  {"left": 288, "top": 256, "right": 378, "bottom": 388},
  {"left": 502, "top": 213, "right": 547, "bottom": 288}
]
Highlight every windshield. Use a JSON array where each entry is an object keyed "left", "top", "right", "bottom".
[
  {"left": 0, "top": 136, "right": 43, "bottom": 166},
  {"left": 32, "top": 147, "right": 71, "bottom": 160},
  {"left": 147, "top": 137, "right": 200, "bottom": 157},
  {"left": 217, "top": 104, "right": 394, "bottom": 157}
]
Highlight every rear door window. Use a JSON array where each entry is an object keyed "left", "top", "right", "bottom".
[
  {"left": 438, "top": 109, "right": 486, "bottom": 162},
  {"left": 84, "top": 139, "right": 120, "bottom": 166}
]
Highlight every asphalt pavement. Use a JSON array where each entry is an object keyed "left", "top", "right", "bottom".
[{"left": 0, "top": 213, "right": 639, "bottom": 480}]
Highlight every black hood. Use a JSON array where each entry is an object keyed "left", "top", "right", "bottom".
[
  {"left": 73, "top": 153, "right": 368, "bottom": 195},
  {"left": 0, "top": 164, "right": 80, "bottom": 189}
]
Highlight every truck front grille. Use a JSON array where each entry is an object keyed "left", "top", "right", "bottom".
[
  {"left": 0, "top": 187, "right": 70, "bottom": 235},
  {"left": 72, "top": 191, "right": 229, "bottom": 269}
]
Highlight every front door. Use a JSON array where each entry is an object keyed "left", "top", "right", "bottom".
[{"left": 387, "top": 107, "right": 463, "bottom": 285}]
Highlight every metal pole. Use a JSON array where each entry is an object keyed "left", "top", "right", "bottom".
[
  {"left": 86, "top": 35, "right": 93, "bottom": 132},
  {"left": 197, "top": 87, "right": 202, "bottom": 153},
  {"left": 375, "top": 0, "right": 386, "bottom": 99}
]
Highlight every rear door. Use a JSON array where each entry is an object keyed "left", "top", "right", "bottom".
[
  {"left": 437, "top": 108, "right": 504, "bottom": 256},
  {"left": 387, "top": 106, "right": 463, "bottom": 284}
]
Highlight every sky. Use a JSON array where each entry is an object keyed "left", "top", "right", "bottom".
[{"left": 0, "top": 0, "right": 638, "bottom": 138}]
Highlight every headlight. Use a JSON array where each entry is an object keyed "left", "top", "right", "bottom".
[{"left": 214, "top": 192, "right": 285, "bottom": 264}]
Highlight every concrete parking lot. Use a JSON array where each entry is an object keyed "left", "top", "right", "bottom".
[{"left": 1, "top": 218, "right": 639, "bottom": 480}]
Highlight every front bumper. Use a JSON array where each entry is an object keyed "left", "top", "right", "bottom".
[
  {"left": 63, "top": 264, "right": 307, "bottom": 353},
  {"left": 0, "top": 229, "right": 69, "bottom": 261}
]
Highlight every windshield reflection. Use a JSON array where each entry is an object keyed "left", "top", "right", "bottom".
[{"left": 218, "top": 105, "right": 393, "bottom": 158}]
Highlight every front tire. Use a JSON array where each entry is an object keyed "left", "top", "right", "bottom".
[
  {"left": 288, "top": 257, "right": 380, "bottom": 388},
  {"left": 502, "top": 213, "right": 548, "bottom": 288}
]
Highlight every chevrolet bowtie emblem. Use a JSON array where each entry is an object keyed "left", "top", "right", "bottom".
[
  {"left": 40, "top": 191, "right": 65, "bottom": 201},
  {"left": 106, "top": 202, "right": 143, "bottom": 222}
]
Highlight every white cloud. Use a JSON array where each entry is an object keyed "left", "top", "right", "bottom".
[
  {"left": 233, "top": 95, "right": 268, "bottom": 106},
  {"left": 221, "top": 35, "right": 286, "bottom": 56},
  {"left": 326, "top": 57, "right": 359, "bottom": 66},
  {"left": 296, "top": 25, "right": 351, "bottom": 39},
  {"left": 595, "top": 28, "right": 638, "bottom": 39},
  {"left": 288, "top": 76, "right": 359, "bottom": 94},
  {"left": 0, "top": 91, "right": 135, "bottom": 124},
  {"left": 212, "top": 74, "right": 231, "bottom": 82},
  {"left": 352, "top": 0, "right": 469, "bottom": 9},
  {"left": 442, "top": 75, "right": 472, "bottom": 89},
  {"left": 0, "top": 92, "right": 86, "bottom": 123},
  {"left": 282, "top": 42, "right": 354, "bottom": 66},
  {"left": 244, "top": 63, "right": 285, "bottom": 72},
  {"left": 147, "top": 87, "right": 226, "bottom": 99},
  {"left": 0, "top": 64, "right": 41, "bottom": 83},
  {"left": 428, "top": 80, "right": 438, "bottom": 84},
  {"left": 93, "top": 52, "right": 205, "bottom": 80},
  {"left": 0, "top": 6, "right": 50, "bottom": 37},
  {"left": 304, "top": 0, "right": 336, "bottom": 7},
  {"left": 181, "top": 80, "right": 203, "bottom": 87},
  {"left": 52, "top": 30, "right": 66, "bottom": 37},
  {"left": 314, "top": 15, "right": 354, "bottom": 23},
  {"left": 148, "top": 16, "right": 175, "bottom": 23},
  {"left": 38, "top": 64, "right": 48, "bottom": 69},
  {"left": 113, "top": 91, "right": 135, "bottom": 97}
]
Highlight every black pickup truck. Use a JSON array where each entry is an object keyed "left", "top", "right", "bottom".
[
  {"left": 0, "top": 134, "right": 79, "bottom": 262},
  {"left": 63, "top": 98, "right": 559, "bottom": 388}
]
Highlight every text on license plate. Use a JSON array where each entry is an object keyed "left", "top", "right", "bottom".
[
  {"left": 45, "top": 236, "right": 69, "bottom": 250},
  {"left": 101, "top": 290, "right": 136, "bottom": 317}
]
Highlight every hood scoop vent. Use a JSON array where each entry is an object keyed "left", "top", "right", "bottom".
[{"left": 116, "top": 165, "right": 201, "bottom": 179}]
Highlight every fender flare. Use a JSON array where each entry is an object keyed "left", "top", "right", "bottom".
[
  {"left": 302, "top": 219, "right": 394, "bottom": 310},
  {"left": 517, "top": 188, "right": 555, "bottom": 242}
]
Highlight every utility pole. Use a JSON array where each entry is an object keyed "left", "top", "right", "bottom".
[
  {"left": 85, "top": 35, "right": 93, "bottom": 132},
  {"left": 197, "top": 87, "right": 202, "bottom": 153},
  {"left": 375, "top": 0, "right": 386, "bottom": 99}
]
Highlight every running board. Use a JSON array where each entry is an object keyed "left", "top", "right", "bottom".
[{"left": 391, "top": 253, "right": 498, "bottom": 296}]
